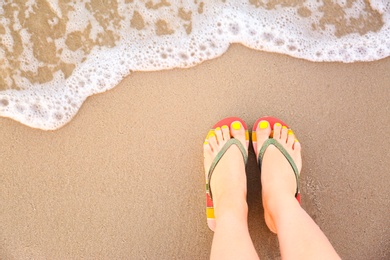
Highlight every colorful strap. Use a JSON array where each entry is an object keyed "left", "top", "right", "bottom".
[
  {"left": 207, "top": 138, "right": 248, "bottom": 200},
  {"left": 258, "top": 138, "right": 300, "bottom": 197}
]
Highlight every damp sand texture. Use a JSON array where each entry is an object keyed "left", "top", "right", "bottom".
[{"left": 1, "top": 46, "right": 390, "bottom": 259}]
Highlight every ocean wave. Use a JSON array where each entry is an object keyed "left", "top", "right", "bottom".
[{"left": 0, "top": 0, "right": 389, "bottom": 130}]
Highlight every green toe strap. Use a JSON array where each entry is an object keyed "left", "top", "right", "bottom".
[
  {"left": 207, "top": 138, "right": 248, "bottom": 200},
  {"left": 258, "top": 139, "right": 300, "bottom": 197}
]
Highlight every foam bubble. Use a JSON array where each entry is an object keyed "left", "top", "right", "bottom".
[
  {"left": 0, "top": 0, "right": 389, "bottom": 130},
  {"left": 369, "top": 0, "right": 389, "bottom": 14}
]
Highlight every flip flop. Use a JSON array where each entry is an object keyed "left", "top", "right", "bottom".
[
  {"left": 204, "top": 117, "right": 249, "bottom": 231},
  {"left": 252, "top": 116, "right": 301, "bottom": 203}
]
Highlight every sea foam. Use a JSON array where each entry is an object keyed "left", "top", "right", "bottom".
[{"left": 0, "top": 0, "right": 389, "bottom": 130}]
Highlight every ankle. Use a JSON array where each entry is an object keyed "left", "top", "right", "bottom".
[
  {"left": 263, "top": 192, "right": 299, "bottom": 219},
  {"left": 214, "top": 194, "right": 248, "bottom": 220}
]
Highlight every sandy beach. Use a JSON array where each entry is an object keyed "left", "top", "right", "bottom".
[{"left": 1, "top": 44, "right": 389, "bottom": 259}]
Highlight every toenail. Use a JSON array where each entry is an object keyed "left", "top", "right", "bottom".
[
  {"left": 215, "top": 127, "right": 221, "bottom": 131},
  {"left": 208, "top": 130, "right": 215, "bottom": 138},
  {"left": 204, "top": 141, "right": 208, "bottom": 145},
  {"left": 275, "top": 123, "right": 281, "bottom": 127},
  {"left": 288, "top": 129, "right": 294, "bottom": 135},
  {"left": 222, "top": 125, "right": 228, "bottom": 129},
  {"left": 232, "top": 121, "right": 241, "bottom": 130},
  {"left": 259, "top": 121, "right": 268, "bottom": 129},
  {"left": 282, "top": 125, "right": 287, "bottom": 129}
]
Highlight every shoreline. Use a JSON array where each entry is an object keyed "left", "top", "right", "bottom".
[{"left": 1, "top": 45, "right": 389, "bottom": 259}]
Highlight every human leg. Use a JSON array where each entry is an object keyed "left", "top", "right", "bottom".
[
  {"left": 204, "top": 120, "right": 259, "bottom": 260},
  {"left": 254, "top": 119, "right": 340, "bottom": 260}
]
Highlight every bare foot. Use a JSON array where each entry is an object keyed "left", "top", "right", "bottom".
[
  {"left": 206, "top": 121, "right": 260, "bottom": 260},
  {"left": 253, "top": 120, "right": 302, "bottom": 233},
  {"left": 204, "top": 121, "right": 249, "bottom": 226}
]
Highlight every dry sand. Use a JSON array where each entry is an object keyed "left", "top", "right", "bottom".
[{"left": 1, "top": 44, "right": 390, "bottom": 259}]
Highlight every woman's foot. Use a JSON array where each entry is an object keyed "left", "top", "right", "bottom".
[
  {"left": 203, "top": 121, "right": 249, "bottom": 222},
  {"left": 253, "top": 120, "right": 340, "bottom": 259},
  {"left": 253, "top": 120, "right": 302, "bottom": 233},
  {"left": 205, "top": 120, "right": 260, "bottom": 260}
]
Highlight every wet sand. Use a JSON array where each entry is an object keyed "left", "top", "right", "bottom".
[{"left": 1, "top": 44, "right": 389, "bottom": 259}]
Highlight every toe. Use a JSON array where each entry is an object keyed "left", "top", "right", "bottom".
[
  {"left": 255, "top": 120, "right": 272, "bottom": 155},
  {"left": 287, "top": 129, "right": 295, "bottom": 147},
  {"left": 293, "top": 139, "right": 301, "bottom": 152},
  {"left": 273, "top": 122, "right": 282, "bottom": 139},
  {"left": 203, "top": 140, "right": 213, "bottom": 174},
  {"left": 214, "top": 127, "right": 223, "bottom": 144},
  {"left": 203, "top": 140, "right": 211, "bottom": 151},
  {"left": 221, "top": 125, "right": 231, "bottom": 142},
  {"left": 207, "top": 130, "right": 218, "bottom": 152},
  {"left": 231, "top": 121, "right": 242, "bottom": 132},
  {"left": 281, "top": 125, "right": 288, "bottom": 142},
  {"left": 230, "top": 121, "right": 246, "bottom": 147}
]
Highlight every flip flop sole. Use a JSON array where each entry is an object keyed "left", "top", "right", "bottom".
[{"left": 205, "top": 117, "right": 249, "bottom": 231}]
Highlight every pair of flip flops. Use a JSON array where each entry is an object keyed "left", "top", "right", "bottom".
[{"left": 204, "top": 116, "right": 300, "bottom": 231}]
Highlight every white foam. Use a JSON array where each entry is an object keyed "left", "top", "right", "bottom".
[
  {"left": 0, "top": 0, "right": 389, "bottom": 130},
  {"left": 24, "top": 0, "right": 36, "bottom": 19},
  {"left": 46, "top": 0, "right": 62, "bottom": 19},
  {"left": 369, "top": 0, "right": 389, "bottom": 14}
]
